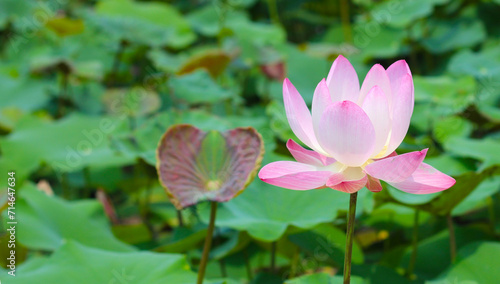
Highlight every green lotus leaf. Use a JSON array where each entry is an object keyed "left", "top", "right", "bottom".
[
  {"left": 447, "top": 48, "right": 500, "bottom": 79},
  {"left": 91, "top": 0, "right": 196, "bottom": 48},
  {"left": 444, "top": 137, "right": 500, "bottom": 171},
  {"left": 420, "top": 13, "right": 486, "bottom": 53},
  {"left": 286, "top": 273, "right": 364, "bottom": 284},
  {"left": 9, "top": 183, "right": 133, "bottom": 252},
  {"left": 288, "top": 223, "right": 364, "bottom": 266},
  {"left": 0, "top": 75, "right": 53, "bottom": 112},
  {"left": 0, "top": 0, "right": 35, "bottom": 29},
  {"left": 452, "top": 176, "right": 500, "bottom": 216},
  {"left": 370, "top": 0, "right": 448, "bottom": 28},
  {"left": 156, "top": 124, "right": 264, "bottom": 209},
  {"left": 413, "top": 75, "right": 476, "bottom": 115},
  {"left": 0, "top": 114, "right": 135, "bottom": 181},
  {"left": 168, "top": 70, "right": 235, "bottom": 104},
  {"left": 7, "top": 241, "right": 198, "bottom": 283},
  {"left": 428, "top": 242, "right": 500, "bottom": 284},
  {"left": 400, "top": 227, "right": 491, "bottom": 280},
  {"left": 199, "top": 178, "right": 351, "bottom": 242}
]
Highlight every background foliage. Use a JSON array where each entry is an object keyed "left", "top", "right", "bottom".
[{"left": 1, "top": 0, "right": 500, "bottom": 283}]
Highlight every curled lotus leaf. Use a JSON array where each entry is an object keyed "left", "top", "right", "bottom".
[
  {"left": 102, "top": 87, "right": 161, "bottom": 117},
  {"left": 156, "top": 124, "right": 264, "bottom": 209},
  {"left": 177, "top": 50, "right": 232, "bottom": 78}
]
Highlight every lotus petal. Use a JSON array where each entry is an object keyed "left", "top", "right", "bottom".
[
  {"left": 366, "top": 175, "right": 382, "bottom": 192},
  {"left": 332, "top": 175, "right": 368, "bottom": 194},
  {"left": 312, "top": 79, "right": 333, "bottom": 136},
  {"left": 358, "top": 64, "right": 392, "bottom": 106},
  {"left": 326, "top": 55, "right": 360, "bottom": 103},
  {"left": 286, "top": 139, "right": 335, "bottom": 166},
  {"left": 365, "top": 149, "right": 428, "bottom": 183},
  {"left": 327, "top": 167, "right": 367, "bottom": 193},
  {"left": 386, "top": 59, "right": 411, "bottom": 101},
  {"left": 362, "top": 86, "right": 391, "bottom": 157},
  {"left": 317, "top": 101, "right": 376, "bottom": 167},
  {"left": 258, "top": 161, "right": 332, "bottom": 190},
  {"left": 385, "top": 74, "right": 414, "bottom": 156},
  {"left": 283, "top": 78, "right": 326, "bottom": 155},
  {"left": 388, "top": 163, "right": 456, "bottom": 194}
]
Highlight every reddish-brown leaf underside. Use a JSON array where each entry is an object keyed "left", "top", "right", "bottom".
[{"left": 156, "top": 124, "right": 264, "bottom": 209}]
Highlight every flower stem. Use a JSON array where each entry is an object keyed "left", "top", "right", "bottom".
[
  {"left": 343, "top": 192, "right": 358, "bottom": 284},
  {"left": 447, "top": 213, "right": 456, "bottom": 264},
  {"left": 406, "top": 209, "right": 420, "bottom": 278},
  {"left": 197, "top": 201, "right": 218, "bottom": 284}
]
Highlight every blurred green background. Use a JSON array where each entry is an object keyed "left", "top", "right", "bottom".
[{"left": 0, "top": 0, "right": 499, "bottom": 283}]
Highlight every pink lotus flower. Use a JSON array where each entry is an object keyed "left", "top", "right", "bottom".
[{"left": 259, "top": 55, "right": 455, "bottom": 194}]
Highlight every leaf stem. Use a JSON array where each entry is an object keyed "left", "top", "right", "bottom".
[
  {"left": 219, "top": 259, "right": 227, "bottom": 278},
  {"left": 61, "top": 172, "right": 70, "bottom": 199},
  {"left": 340, "top": 0, "right": 353, "bottom": 43},
  {"left": 290, "top": 247, "right": 300, "bottom": 279},
  {"left": 82, "top": 167, "right": 92, "bottom": 198},
  {"left": 243, "top": 247, "right": 253, "bottom": 280},
  {"left": 343, "top": 192, "right": 358, "bottom": 284},
  {"left": 177, "top": 210, "right": 184, "bottom": 227},
  {"left": 406, "top": 209, "right": 420, "bottom": 278},
  {"left": 143, "top": 183, "right": 158, "bottom": 241},
  {"left": 109, "top": 40, "right": 126, "bottom": 86},
  {"left": 266, "top": 0, "right": 281, "bottom": 26},
  {"left": 487, "top": 196, "right": 496, "bottom": 234},
  {"left": 447, "top": 213, "right": 456, "bottom": 263},
  {"left": 270, "top": 241, "right": 277, "bottom": 272},
  {"left": 197, "top": 201, "right": 218, "bottom": 284},
  {"left": 58, "top": 71, "right": 69, "bottom": 118}
]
